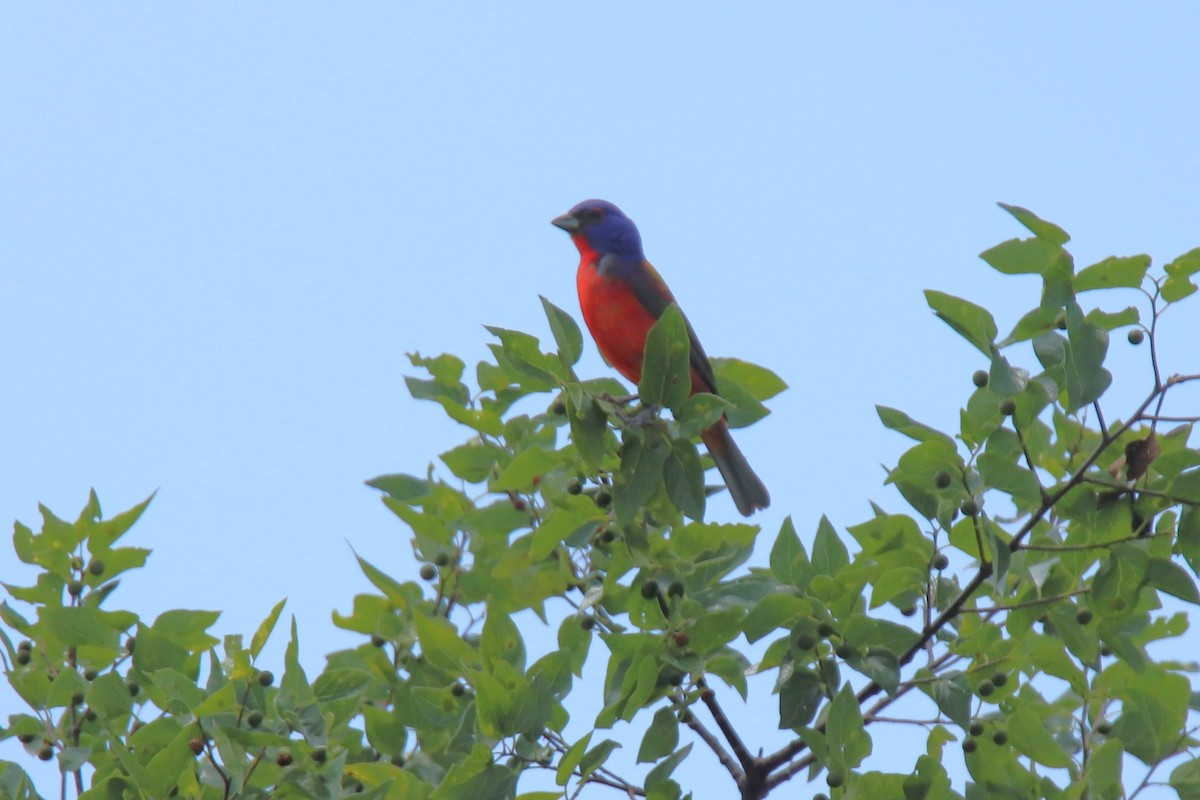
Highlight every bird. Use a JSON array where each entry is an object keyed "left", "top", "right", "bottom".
[{"left": 551, "top": 199, "right": 770, "bottom": 517}]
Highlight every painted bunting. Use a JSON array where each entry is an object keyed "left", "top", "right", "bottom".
[{"left": 552, "top": 199, "right": 770, "bottom": 516}]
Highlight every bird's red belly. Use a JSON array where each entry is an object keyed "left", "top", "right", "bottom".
[{"left": 577, "top": 263, "right": 658, "bottom": 384}]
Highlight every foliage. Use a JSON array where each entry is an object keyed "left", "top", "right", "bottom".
[{"left": 3, "top": 205, "right": 1200, "bottom": 799}]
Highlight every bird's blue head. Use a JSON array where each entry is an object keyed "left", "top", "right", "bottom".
[{"left": 552, "top": 199, "right": 644, "bottom": 261}]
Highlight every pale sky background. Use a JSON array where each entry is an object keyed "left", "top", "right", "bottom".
[{"left": 3, "top": 5, "right": 1200, "bottom": 798}]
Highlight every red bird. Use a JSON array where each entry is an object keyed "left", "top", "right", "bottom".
[{"left": 552, "top": 199, "right": 770, "bottom": 517}]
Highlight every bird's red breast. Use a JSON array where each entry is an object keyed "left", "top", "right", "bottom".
[{"left": 573, "top": 237, "right": 662, "bottom": 385}]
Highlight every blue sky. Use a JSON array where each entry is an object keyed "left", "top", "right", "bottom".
[{"left": 3, "top": 4, "right": 1199, "bottom": 797}]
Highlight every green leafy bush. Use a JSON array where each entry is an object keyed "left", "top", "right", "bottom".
[{"left": 3, "top": 205, "right": 1199, "bottom": 799}]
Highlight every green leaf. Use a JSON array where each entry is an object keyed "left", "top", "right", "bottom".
[
  {"left": 826, "top": 683, "right": 871, "bottom": 769},
  {"left": 924, "top": 290, "right": 997, "bottom": 355},
  {"left": 845, "top": 648, "right": 900, "bottom": 696},
  {"left": 778, "top": 667, "right": 823, "bottom": 730},
  {"left": 438, "top": 397, "right": 504, "bottom": 436},
  {"left": 1063, "top": 303, "right": 1112, "bottom": 412},
  {"left": 482, "top": 604, "right": 525, "bottom": 671},
  {"left": 491, "top": 447, "right": 561, "bottom": 492},
  {"left": 440, "top": 442, "right": 504, "bottom": 483},
  {"left": 276, "top": 618, "right": 325, "bottom": 743},
  {"left": 1180, "top": 506, "right": 1200, "bottom": 577},
  {"left": 997, "top": 203, "right": 1070, "bottom": 245},
  {"left": 1092, "top": 544, "right": 1149, "bottom": 615},
  {"left": 1008, "top": 708, "right": 1072, "bottom": 768},
  {"left": 1170, "top": 757, "right": 1200, "bottom": 800},
  {"left": 366, "top": 473, "right": 431, "bottom": 502},
  {"left": 152, "top": 609, "right": 220, "bottom": 651},
  {"left": 567, "top": 393, "right": 610, "bottom": 470},
  {"left": 1147, "top": 558, "right": 1200, "bottom": 604},
  {"left": 614, "top": 431, "right": 670, "bottom": 523},
  {"left": 645, "top": 743, "right": 692, "bottom": 789},
  {"left": 923, "top": 670, "right": 971, "bottom": 729},
  {"left": 876, "top": 406, "right": 957, "bottom": 448},
  {"left": 531, "top": 506, "right": 603, "bottom": 561},
  {"left": 742, "top": 594, "right": 808, "bottom": 643},
  {"left": 1083, "top": 738, "right": 1124, "bottom": 800},
  {"left": 362, "top": 704, "right": 408, "bottom": 754},
  {"left": 541, "top": 295, "right": 583, "bottom": 369},
  {"left": 556, "top": 732, "right": 592, "bottom": 786},
  {"left": 675, "top": 393, "right": 734, "bottom": 438},
  {"left": 980, "top": 237, "right": 1066, "bottom": 276},
  {"left": 1074, "top": 254, "right": 1151, "bottom": 291},
  {"left": 640, "top": 304, "right": 691, "bottom": 411},
  {"left": 708, "top": 358, "right": 787, "bottom": 402},
  {"left": 1085, "top": 306, "right": 1140, "bottom": 331},
  {"left": 770, "top": 517, "right": 813, "bottom": 591},
  {"left": 1162, "top": 248, "right": 1200, "bottom": 303},
  {"left": 1111, "top": 665, "right": 1191, "bottom": 764},
  {"left": 638, "top": 707, "right": 680, "bottom": 763},
  {"left": 662, "top": 438, "right": 705, "bottom": 520},
  {"left": 812, "top": 516, "right": 849, "bottom": 577},
  {"left": 578, "top": 739, "right": 621, "bottom": 783},
  {"left": 414, "top": 614, "right": 481, "bottom": 673}
]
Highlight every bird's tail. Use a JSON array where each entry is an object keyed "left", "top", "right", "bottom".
[{"left": 701, "top": 420, "right": 770, "bottom": 517}]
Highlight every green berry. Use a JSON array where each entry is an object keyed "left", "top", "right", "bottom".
[
  {"left": 67, "top": 580, "right": 83, "bottom": 597},
  {"left": 977, "top": 680, "right": 994, "bottom": 697},
  {"left": 312, "top": 746, "right": 327, "bottom": 763},
  {"left": 17, "top": 640, "right": 31, "bottom": 652},
  {"left": 961, "top": 499, "right": 980, "bottom": 517},
  {"left": 599, "top": 528, "right": 616, "bottom": 543},
  {"left": 257, "top": 670, "right": 274, "bottom": 687},
  {"left": 999, "top": 398, "right": 1017, "bottom": 416},
  {"left": 969, "top": 722, "right": 984, "bottom": 737},
  {"left": 550, "top": 399, "right": 567, "bottom": 415},
  {"left": 640, "top": 580, "right": 660, "bottom": 600},
  {"left": 71, "top": 691, "right": 85, "bottom": 707},
  {"left": 795, "top": 633, "right": 816, "bottom": 651},
  {"left": 932, "top": 553, "right": 949, "bottom": 571},
  {"left": 580, "top": 617, "right": 596, "bottom": 630},
  {"left": 126, "top": 680, "right": 140, "bottom": 697},
  {"left": 451, "top": 682, "right": 465, "bottom": 697},
  {"left": 38, "top": 744, "right": 54, "bottom": 761},
  {"left": 1076, "top": 608, "right": 1093, "bottom": 625},
  {"left": 594, "top": 489, "right": 612, "bottom": 508},
  {"left": 992, "top": 672, "right": 1008, "bottom": 687},
  {"left": 84, "top": 667, "right": 98, "bottom": 681},
  {"left": 934, "top": 471, "right": 952, "bottom": 489},
  {"left": 247, "top": 710, "right": 264, "bottom": 728},
  {"left": 419, "top": 564, "right": 437, "bottom": 581},
  {"left": 17, "top": 733, "right": 35, "bottom": 744},
  {"left": 826, "top": 772, "right": 844, "bottom": 788},
  {"left": 125, "top": 636, "right": 136, "bottom": 653},
  {"left": 370, "top": 634, "right": 386, "bottom": 648},
  {"left": 900, "top": 605, "right": 917, "bottom": 617},
  {"left": 1127, "top": 329, "right": 1144, "bottom": 345},
  {"left": 963, "top": 738, "right": 977, "bottom": 753},
  {"left": 817, "top": 622, "right": 836, "bottom": 638},
  {"left": 567, "top": 479, "right": 583, "bottom": 495},
  {"left": 88, "top": 559, "right": 105, "bottom": 576},
  {"left": 1054, "top": 312, "right": 1067, "bottom": 330},
  {"left": 972, "top": 370, "right": 989, "bottom": 388},
  {"left": 835, "top": 642, "right": 855, "bottom": 660},
  {"left": 15, "top": 650, "right": 31, "bottom": 666},
  {"left": 992, "top": 730, "right": 1008, "bottom": 745},
  {"left": 1097, "top": 722, "right": 1112, "bottom": 735},
  {"left": 667, "top": 581, "right": 685, "bottom": 599}
]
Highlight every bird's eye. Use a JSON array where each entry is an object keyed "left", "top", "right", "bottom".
[{"left": 581, "top": 207, "right": 604, "bottom": 223}]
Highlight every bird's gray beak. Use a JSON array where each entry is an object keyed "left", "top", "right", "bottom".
[{"left": 551, "top": 213, "right": 579, "bottom": 232}]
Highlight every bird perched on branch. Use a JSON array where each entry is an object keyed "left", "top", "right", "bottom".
[{"left": 552, "top": 199, "right": 770, "bottom": 516}]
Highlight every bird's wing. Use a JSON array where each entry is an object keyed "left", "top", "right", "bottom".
[{"left": 604, "top": 255, "right": 721, "bottom": 396}]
